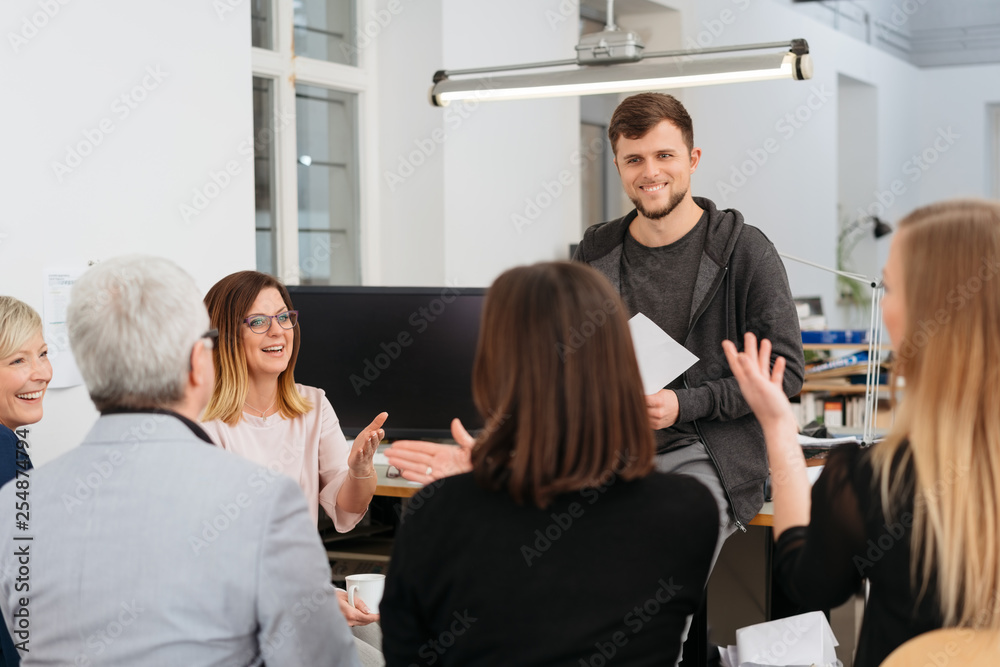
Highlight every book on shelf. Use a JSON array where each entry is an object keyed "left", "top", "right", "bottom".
[
  {"left": 791, "top": 393, "right": 870, "bottom": 430},
  {"left": 801, "top": 329, "right": 870, "bottom": 345},
  {"left": 805, "top": 351, "right": 871, "bottom": 380}
]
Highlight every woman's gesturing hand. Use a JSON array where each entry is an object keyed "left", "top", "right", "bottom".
[
  {"left": 348, "top": 412, "right": 388, "bottom": 477},
  {"left": 383, "top": 418, "right": 475, "bottom": 484}
]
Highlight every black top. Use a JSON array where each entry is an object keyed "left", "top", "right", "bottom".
[
  {"left": 774, "top": 443, "right": 942, "bottom": 667},
  {"left": 381, "top": 471, "right": 718, "bottom": 666},
  {"left": 621, "top": 213, "right": 707, "bottom": 454},
  {"left": 0, "top": 425, "right": 30, "bottom": 667}
]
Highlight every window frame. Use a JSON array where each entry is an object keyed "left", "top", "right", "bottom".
[{"left": 250, "top": 0, "right": 380, "bottom": 285}]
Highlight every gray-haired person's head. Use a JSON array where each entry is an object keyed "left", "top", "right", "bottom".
[{"left": 67, "top": 255, "right": 209, "bottom": 411}]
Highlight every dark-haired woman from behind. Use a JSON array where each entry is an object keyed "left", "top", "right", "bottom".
[{"left": 380, "top": 262, "right": 718, "bottom": 666}]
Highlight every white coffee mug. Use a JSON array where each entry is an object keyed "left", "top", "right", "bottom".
[{"left": 346, "top": 573, "right": 385, "bottom": 614}]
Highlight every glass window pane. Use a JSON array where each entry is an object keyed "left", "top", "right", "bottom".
[
  {"left": 295, "top": 84, "right": 359, "bottom": 285},
  {"left": 294, "top": 0, "right": 356, "bottom": 65},
  {"left": 251, "top": 0, "right": 272, "bottom": 49},
  {"left": 253, "top": 76, "right": 277, "bottom": 276}
]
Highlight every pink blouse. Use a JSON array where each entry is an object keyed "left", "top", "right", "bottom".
[{"left": 201, "top": 384, "right": 365, "bottom": 531}]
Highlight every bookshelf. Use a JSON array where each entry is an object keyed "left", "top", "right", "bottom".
[{"left": 796, "top": 337, "right": 892, "bottom": 430}]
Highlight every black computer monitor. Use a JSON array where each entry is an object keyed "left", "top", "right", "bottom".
[{"left": 286, "top": 286, "right": 486, "bottom": 440}]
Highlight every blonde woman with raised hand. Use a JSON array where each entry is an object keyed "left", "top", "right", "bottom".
[{"left": 723, "top": 199, "right": 1000, "bottom": 667}]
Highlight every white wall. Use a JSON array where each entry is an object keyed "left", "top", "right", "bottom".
[
  {"left": 375, "top": 0, "right": 446, "bottom": 285},
  {"left": 916, "top": 63, "right": 1000, "bottom": 205},
  {"left": 1, "top": 0, "right": 255, "bottom": 464},
  {"left": 377, "top": 0, "right": 581, "bottom": 288}
]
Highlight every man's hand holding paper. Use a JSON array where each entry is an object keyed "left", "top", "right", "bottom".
[{"left": 628, "top": 312, "right": 699, "bottom": 430}]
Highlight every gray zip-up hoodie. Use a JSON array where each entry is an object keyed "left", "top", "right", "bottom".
[{"left": 574, "top": 196, "right": 805, "bottom": 526}]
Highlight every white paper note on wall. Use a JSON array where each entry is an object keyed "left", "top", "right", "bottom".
[
  {"left": 628, "top": 313, "right": 699, "bottom": 395},
  {"left": 43, "top": 268, "right": 86, "bottom": 389}
]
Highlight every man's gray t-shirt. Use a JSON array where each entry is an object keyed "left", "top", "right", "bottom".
[{"left": 621, "top": 211, "right": 708, "bottom": 453}]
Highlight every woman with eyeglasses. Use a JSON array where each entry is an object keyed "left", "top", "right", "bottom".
[{"left": 201, "top": 271, "right": 387, "bottom": 628}]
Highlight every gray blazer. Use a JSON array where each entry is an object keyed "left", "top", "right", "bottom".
[{"left": 0, "top": 413, "right": 359, "bottom": 667}]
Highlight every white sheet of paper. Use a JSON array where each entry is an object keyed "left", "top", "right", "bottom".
[
  {"left": 734, "top": 611, "right": 839, "bottom": 666},
  {"left": 43, "top": 268, "right": 86, "bottom": 389},
  {"left": 628, "top": 313, "right": 699, "bottom": 395}
]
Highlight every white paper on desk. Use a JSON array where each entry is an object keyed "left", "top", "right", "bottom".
[
  {"left": 734, "top": 611, "right": 839, "bottom": 667},
  {"left": 797, "top": 434, "right": 861, "bottom": 449},
  {"left": 628, "top": 313, "right": 699, "bottom": 395}
]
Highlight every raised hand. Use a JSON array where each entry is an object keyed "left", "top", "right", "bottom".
[
  {"left": 348, "top": 412, "right": 388, "bottom": 478},
  {"left": 383, "top": 418, "right": 474, "bottom": 484},
  {"left": 721, "top": 333, "right": 796, "bottom": 432}
]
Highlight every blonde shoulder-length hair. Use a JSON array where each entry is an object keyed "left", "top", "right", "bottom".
[
  {"left": 202, "top": 271, "right": 312, "bottom": 425},
  {"left": 0, "top": 296, "right": 43, "bottom": 360},
  {"left": 872, "top": 199, "right": 1000, "bottom": 628}
]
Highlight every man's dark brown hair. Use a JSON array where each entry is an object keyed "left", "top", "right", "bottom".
[
  {"left": 608, "top": 92, "right": 694, "bottom": 156},
  {"left": 470, "top": 262, "right": 655, "bottom": 508}
]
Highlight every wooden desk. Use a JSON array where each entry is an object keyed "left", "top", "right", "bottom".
[
  {"left": 748, "top": 501, "right": 773, "bottom": 527},
  {"left": 374, "top": 464, "right": 424, "bottom": 498}
]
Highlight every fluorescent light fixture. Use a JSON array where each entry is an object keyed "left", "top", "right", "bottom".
[{"left": 430, "top": 38, "right": 812, "bottom": 107}]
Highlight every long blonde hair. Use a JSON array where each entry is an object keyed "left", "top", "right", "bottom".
[
  {"left": 201, "top": 271, "right": 312, "bottom": 425},
  {"left": 872, "top": 199, "right": 1000, "bottom": 628}
]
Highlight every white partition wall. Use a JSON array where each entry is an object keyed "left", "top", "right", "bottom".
[{"left": 1, "top": 0, "right": 255, "bottom": 463}]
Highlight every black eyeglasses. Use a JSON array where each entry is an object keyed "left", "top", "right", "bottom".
[
  {"left": 243, "top": 311, "right": 299, "bottom": 334},
  {"left": 191, "top": 329, "right": 219, "bottom": 371}
]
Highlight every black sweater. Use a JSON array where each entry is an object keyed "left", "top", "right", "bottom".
[
  {"left": 381, "top": 471, "right": 718, "bottom": 666},
  {"left": 775, "top": 443, "right": 943, "bottom": 667}
]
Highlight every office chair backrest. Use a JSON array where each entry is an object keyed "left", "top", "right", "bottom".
[{"left": 881, "top": 628, "right": 1000, "bottom": 666}]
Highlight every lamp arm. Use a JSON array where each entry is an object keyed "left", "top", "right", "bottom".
[
  {"left": 778, "top": 249, "right": 886, "bottom": 445},
  {"left": 778, "top": 252, "right": 877, "bottom": 287}
]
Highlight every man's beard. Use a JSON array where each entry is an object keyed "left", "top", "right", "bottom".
[{"left": 630, "top": 186, "right": 687, "bottom": 221}]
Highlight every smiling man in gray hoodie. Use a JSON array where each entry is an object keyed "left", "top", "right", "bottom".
[{"left": 574, "top": 92, "right": 804, "bottom": 553}]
